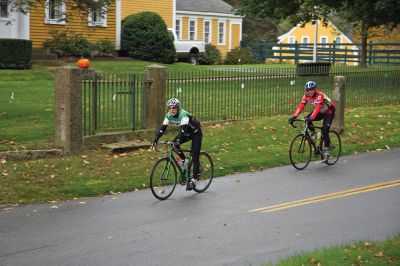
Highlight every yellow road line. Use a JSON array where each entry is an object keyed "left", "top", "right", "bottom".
[{"left": 249, "top": 180, "right": 400, "bottom": 213}]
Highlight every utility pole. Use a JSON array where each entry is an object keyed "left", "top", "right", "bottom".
[{"left": 313, "top": 19, "right": 319, "bottom": 62}]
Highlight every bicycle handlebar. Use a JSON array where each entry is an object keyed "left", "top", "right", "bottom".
[
  {"left": 289, "top": 118, "right": 305, "bottom": 128},
  {"left": 152, "top": 140, "right": 176, "bottom": 152}
]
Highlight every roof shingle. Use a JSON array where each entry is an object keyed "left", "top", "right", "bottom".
[{"left": 176, "top": 0, "right": 234, "bottom": 14}]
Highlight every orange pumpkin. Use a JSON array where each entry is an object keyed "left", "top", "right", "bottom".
[{"left": 76, "top": 58, "right": 90, "bottom": 68}]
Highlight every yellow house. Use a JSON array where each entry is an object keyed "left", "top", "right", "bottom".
[
  {"left": 276, "top": 19, "right": 357, "bottom": 64},
  {"left": 0, "top": 0, "right": 242, "bottom": 57},
  {"left": 175, "top": 0, "right": 243, "bottom": 57},
  {"left": 0, "top": 0, "right": 117, "bottom": 48}
]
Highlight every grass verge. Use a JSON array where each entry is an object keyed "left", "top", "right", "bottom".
[
  {"left": 0, "top": 105, "right": 399, "bottom": 205},
  {"left": 266, "top": 234, "right": 400, "bottom": 266}
]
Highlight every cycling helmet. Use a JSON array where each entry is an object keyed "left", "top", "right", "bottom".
[
  {"left": 304, "top": 81, "right": 317, "bottom": 90},
  {"left": 167, "top": 98, "right": 181, "bottom": 108}
]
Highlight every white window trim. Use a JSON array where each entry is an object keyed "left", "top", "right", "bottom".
[
  {"left": 203, "top": 20, "right": 212, "bottom": 44},
  {"left": 334, "top": 36, "right": 342, "bottom": 48},
  {"left": 288, "top": 36, "right": 296, "bottom": 50},
  {"left": 288, "top": 36, "right": 296, "bottom": 44},
  {"left": 218, "top": 20, "right": 226, "bottom": 45},
  {"left": 175, "top": 18, "right": 182, "bottom": 40},
  {"left": 88, "top": 6, "right": 107, "bottom": 27},
  {"left": 188, "top": 18, "right": 197, "bottom": 41},
  {"left": 301, "top": 36, "right": 310, "bottom": 44},
  {"left": 320, "top": 36, "right": 328, "bottom": 43},
  {"left": 45, "top": 0, "right": 66, "bottom": 25}
]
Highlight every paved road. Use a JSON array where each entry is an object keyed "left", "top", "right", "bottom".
[{"left": 1, "top": 149, "right": 399, "bottom": 266}]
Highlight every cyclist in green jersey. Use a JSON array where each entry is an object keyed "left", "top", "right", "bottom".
[{"left": 151, "top": 98, "right": 202, "bottom": 190}]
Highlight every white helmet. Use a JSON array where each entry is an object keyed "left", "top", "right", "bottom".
[
  {"left": 305, "top": 81, "right": 317, "bottom": 90},
  {"left": 167, "top": 98, "right": 181, "bottom": 108}
]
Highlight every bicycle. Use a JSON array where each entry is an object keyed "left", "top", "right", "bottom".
[
  {"left": 150, "top": 141, "right": 214, "bottom": 200},
  {"left": 289, "top": 118, "right": 341, "bottom": 170}
]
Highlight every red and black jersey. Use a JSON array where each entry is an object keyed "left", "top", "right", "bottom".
[{"left": 293, "top": 89, "right": 336, "bottom": 120}]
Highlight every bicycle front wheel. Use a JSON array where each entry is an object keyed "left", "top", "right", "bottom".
[
  {"left": 289, "top": 134, "right": 312, "bottom": 170},
  {"left": 190, "top": 152, "right": 214, "bottom": 193},
  {"left": 150, "top": 157, "right": 177, "bottom": 200},
  {"left": 325, "top": 131, "right": 341, "bottom": 165}
]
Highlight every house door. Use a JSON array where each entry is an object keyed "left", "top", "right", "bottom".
[{"left": 230, "top": 23, "right": 241, "bottom": 50}]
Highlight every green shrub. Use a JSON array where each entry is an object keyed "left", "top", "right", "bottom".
[
  {"left": 224, "top": 47, "right": 257, "bottom": 65},
  {"left": 121, "top": 11, "right": 175, "bottom": 64},
  {"left": 198, "top": 44, "right": 222, "bottom": 65},
  {"left": 43, "top": 30, "right": 91, "bottom": 57},
  {"left": 92, "top": 39, "right": 115, "bottom": 56},
  {"left": 0, "top": 39, "right": 32, "bottom": 69}
]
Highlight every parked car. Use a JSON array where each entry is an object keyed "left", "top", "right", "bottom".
[{"left": 168, "top": 29, "right": 205, "bottom": 65}]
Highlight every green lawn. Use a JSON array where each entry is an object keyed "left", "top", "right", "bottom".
[
  {"left": 266, "top": 234, "right": 400, "bottom": 266},
  {"left": 1, "top": 105, "right": 399, "bottom": 205},
  {"left": 1, "top": 61, "right": 399, "bottom": 151}
]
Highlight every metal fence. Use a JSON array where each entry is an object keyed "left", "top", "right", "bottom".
[
  {"left": 82, "top": 66, "right": 400, "bottom": 135},
  {"left": 167, "top": 66, "right": 400, "bottom": 122},
  {"left": 82, "top": 72, "right": 143, "bottom": 136}
]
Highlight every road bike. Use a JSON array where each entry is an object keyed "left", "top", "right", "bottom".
[
  {"left": 150, "top": 141, "right": 214, "bottom": 200},
  {"left": 289, "top": 118, "right": 341, "bottom": 170}
]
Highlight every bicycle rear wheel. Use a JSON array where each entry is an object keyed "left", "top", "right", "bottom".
[
  {"left": 325, "top": 131, "right": 341, "bottom": 165},
  {"left": 150, "top": 157, "right": 177, "bottom": 200},
  {"left": 289, "top": 134, "right": 312, "bottom": 170},
  {"left": 189, "top": 152, "right": 214, "bottom": 193}
]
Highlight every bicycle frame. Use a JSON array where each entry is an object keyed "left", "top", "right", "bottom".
[
  {"left": 294, "top": 120, "right": 324, "bottom": 155},
  {"left": 157, "top": 141, "right": 193, "bottom": 184}
]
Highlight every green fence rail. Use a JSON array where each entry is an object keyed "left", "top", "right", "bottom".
[
  {"left": 242, "top": 41, "right": 400, "bottom": 65},
  {"left": 82, "top": 72, "right": 143, "bottom": 136},
  {"left": 82, "top": 66, "right": 400, "bottom": 135}
]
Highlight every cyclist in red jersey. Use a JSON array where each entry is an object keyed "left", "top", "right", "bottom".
[{"left": 288, "top": 81, "right": 336, "bottom": 163}]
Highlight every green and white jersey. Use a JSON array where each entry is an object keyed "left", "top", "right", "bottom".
[{"left": 163, "top": 109, "right": 200, "bottom": 135}]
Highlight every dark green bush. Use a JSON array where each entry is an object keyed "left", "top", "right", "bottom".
[
  {"left": 43, "top": 30, "right": 92, "bottom": 57},
  {"left": 121, "top": 11, "right": 175, "bottom": 64},
  {"left": 224, "top": 47, "right": 257, "bottom": 65},
  {"left": 0, "top": 39, "right": 32, "bottom": 69},
  {"left": 198, "top": 44, "right": 222, "bottom": 65}
]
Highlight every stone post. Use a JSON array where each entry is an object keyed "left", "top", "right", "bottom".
[
  {"left": 331, "top": 76, "right": 346, "bottom": 133},
  {"left": 142, "top": 64, "right": 166, "bottom": 131},
  {"left": 54, "top": 67, "right": 83, "bottom": 153}
]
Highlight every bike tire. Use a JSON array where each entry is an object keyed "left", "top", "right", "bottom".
[
  {"left": 289, "top": 134, "right": 312, "bottom": 170},
  {"left": 189, "top": 152, "right": 214, "bottom": 193},
  {"left": 150, "top": 157, "right": 177, "bottom": 200},
  {"left": 325, "top": 131, "right": 342, "bottom": 165}
]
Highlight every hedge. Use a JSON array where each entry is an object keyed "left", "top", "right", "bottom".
[{"left": 0, "top": 39, "right": 32, "bottom": 69}]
